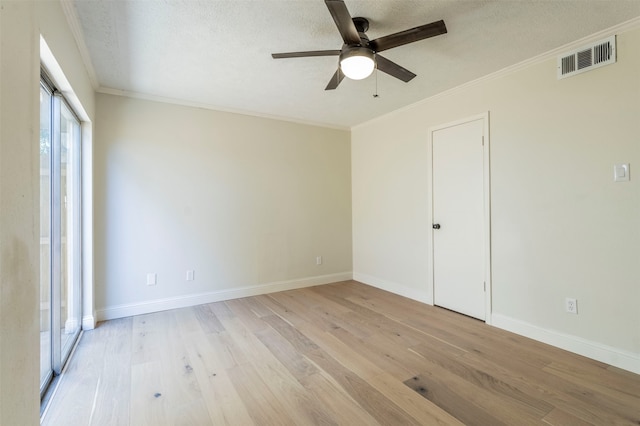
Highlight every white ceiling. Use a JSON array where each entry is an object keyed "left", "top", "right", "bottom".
[{"left": 71, "top": 0, "right": 640, "bottom": 128}]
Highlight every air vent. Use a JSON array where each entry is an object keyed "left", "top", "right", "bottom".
[{"left": 557, "top": 36, "right": 616, "bottom": 79}]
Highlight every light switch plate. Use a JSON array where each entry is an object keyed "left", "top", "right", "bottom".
[{"left": 614, "top": 163, "right": 630, "bottom": 182}]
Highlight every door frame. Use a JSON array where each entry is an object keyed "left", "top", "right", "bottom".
[{"left": 427, "top": 112, "right": 492, "bottom": 324}]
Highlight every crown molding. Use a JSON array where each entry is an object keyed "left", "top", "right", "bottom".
[{"left": 96, "top": 86, "right": 351, "bottom": 131}]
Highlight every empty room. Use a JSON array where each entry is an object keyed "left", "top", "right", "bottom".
[{"left": 1, "top": 0, "right": 640, "bottom": 424}]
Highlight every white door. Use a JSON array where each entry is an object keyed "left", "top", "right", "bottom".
[{"left": 432, "top": 117, "right": 486, "bottom": 320}]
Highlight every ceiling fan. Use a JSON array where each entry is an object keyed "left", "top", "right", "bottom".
[{"left": 271, "top": 0, "right": 447, "bottom": 90}]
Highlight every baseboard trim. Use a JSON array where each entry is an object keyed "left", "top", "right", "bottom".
[
  {"left": 81, "top": 314, "right": 96, "bottom": 330},
  {"left": 353, "top": 272, "right": 432, "bottom": 304},
  {"left": 351, "top": 274, "right": 639, "bottom": 374},
  {"left": 492, "top": 313, "right": 640, "bottom": 375},
  {"left": 96, "top": 272, "right": 353, "bottom": 321}
]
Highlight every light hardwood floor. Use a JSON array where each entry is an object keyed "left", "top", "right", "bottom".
[{"left": 42, "top": 281, "right": 640, "bottom": 425}]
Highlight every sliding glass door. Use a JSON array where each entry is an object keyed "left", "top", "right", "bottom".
[{"left": 39, "top": 77, "right": 82, "bottom": 396}]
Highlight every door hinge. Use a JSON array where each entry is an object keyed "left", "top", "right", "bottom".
[
  {"left": 484, "top": 281, "right": 486, "bottom": 291},
  {"left": 481, "top": 136, "right": 485, "bottom": 146}
]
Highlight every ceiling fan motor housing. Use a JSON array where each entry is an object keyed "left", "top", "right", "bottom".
[
  {"left": 340, "top": 46, "right": 374, "bottom": 61},
  {"left": 352, "top": 17, "right": 370, "bottom": 34}
]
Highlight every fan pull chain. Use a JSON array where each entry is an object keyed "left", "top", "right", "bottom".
[{"left": 373, "top": 58, "right": 379, "bottom": 98}]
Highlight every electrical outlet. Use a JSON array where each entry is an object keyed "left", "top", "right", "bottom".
[
  {"left": 186, "top": 270, "right": 195, "bottom": 281},
  {"left": 146, "top": 273, "right": 157, "bottom": 286},
  {"left": 316, "top": 256, "right": 323, "bottom": 265},
  {"left": 565, "top": 298, "right": 578, "bottom": 314}
]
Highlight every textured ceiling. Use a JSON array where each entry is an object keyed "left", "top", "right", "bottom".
[{"left": 71, "top": 0, "right": 640, "bottom": 128}]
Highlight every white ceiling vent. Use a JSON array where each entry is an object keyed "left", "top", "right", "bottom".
[{"left": 557, "top": 36, "right": 616, "bottom": 79}]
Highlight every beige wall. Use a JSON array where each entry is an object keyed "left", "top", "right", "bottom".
[
  {"left": 94, "top": 94, "right": 352, "bottom": 317},
  {"left": 0, "top": 0, "right": 95, "bottom": 423},
  {"left": 352, "top": 26, "right": 640, "bottom": 371},
  {"left": 0, "top": 2, "right": 39, "bottom": 423}
]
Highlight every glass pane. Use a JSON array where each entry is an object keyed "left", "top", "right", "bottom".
[
  {"left": 39, "top": 85, "right": 52, "bottom": 391},
  {"left": 59, "top": 102, "right": 81, "bottom": 359}
]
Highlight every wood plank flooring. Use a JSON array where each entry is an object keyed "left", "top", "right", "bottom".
[{"left": 42, "top": 281, "right": 640, "bottom": 425}]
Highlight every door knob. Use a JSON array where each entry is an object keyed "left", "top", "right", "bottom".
[{"left": 432, "top": 224, "right": 441, "bottom": 229}]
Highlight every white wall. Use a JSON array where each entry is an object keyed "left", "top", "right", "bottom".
[
  {"left": 352, "top": 26, "right": 640, "bottom": 373},
  {"left": 94, "top": 94, "right": 352, "bottom": 319}
]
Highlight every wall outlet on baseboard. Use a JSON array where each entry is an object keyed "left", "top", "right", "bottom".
[{"left": 565, "top": 298, "right": 578, "bottom": 314}]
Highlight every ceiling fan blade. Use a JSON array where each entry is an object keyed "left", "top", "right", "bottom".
[
  {"left": 325, "top": 0, "right": 361, "bottom": 45},
  {"left": 375, "top": 55, "right": 416, "bottom": 82},
  {"left": 369, "top": 20, "right": 447, "bottom": 53},
  {"left": 325, "top": 68, "right": 345, "bottom": 90},
  {"left": 272, "top": 50, "right": 341, "bottom": 59}
]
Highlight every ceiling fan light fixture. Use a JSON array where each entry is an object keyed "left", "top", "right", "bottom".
[{"left": 340, "top": 47, "right": 375, "bottom": 80}]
